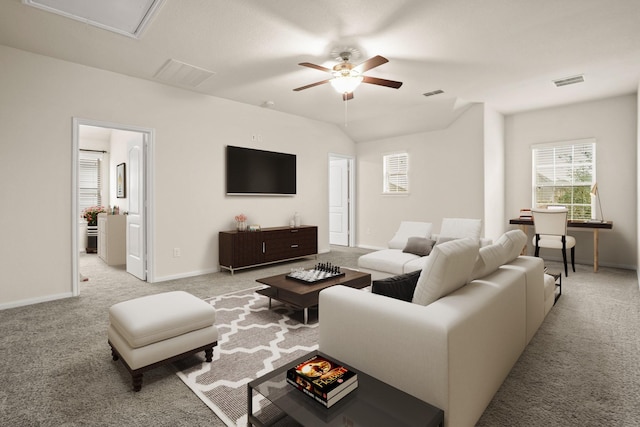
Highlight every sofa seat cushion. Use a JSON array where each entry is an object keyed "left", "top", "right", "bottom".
[
  {"left": 403, "top": 257, "right": 428, "bottom": 274},
  {"left": 109, "top": 291, "right": 216, "bottom": 349},
  {"left": 372, "top": 270, "right": 421, "bottom": 302},
  {"left": 388, "top": 221, "right": 433, "bottom": 249},
  {"left": 412, "top": 238, "right": 480, "bottom": 306},
  {"left": 358, "top": 249, "right": 420, "bottom": 276}
]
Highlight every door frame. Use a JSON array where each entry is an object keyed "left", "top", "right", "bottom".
[
  {"left": 71, "top": 117, "right": 156, "bottom": 296},
  {"left": 328, "top": 153, "right": 356, "bottom": 247}
]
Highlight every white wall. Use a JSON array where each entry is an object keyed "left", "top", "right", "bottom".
[
  {"left": 356, "top": 104, "right": 486, "bottom": 249},
  {"left": 0, "top": 45, "right": 355, "bottom": 308},
  {"left": 505, "top": 94, "right": 637, "bottom": 269},
  {"left": 108, "top": 130, "right": 137, "bottom": 212},
  {"left": 483, "top": 106, "right": 506, "bottom": 240}
]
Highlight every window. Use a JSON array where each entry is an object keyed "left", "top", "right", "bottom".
[
  {"left": 383, "top": 152, "right": 409, "bottom": 194},
  {"left": 532, "top": 139, "right": 595, "bottom": 220},
  {"left": 79, "top": 151, "right": 103, "bottom": 221}
]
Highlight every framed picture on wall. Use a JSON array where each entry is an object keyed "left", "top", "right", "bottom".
[{"left": 116, "top": 163, "right": 126, "bottom": 198}]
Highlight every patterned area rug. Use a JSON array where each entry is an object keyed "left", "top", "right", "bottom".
[{"left": 175, "top": 286, "right": 319, "bottom": 427}]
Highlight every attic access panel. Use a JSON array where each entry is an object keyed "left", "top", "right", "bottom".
[{"left": 23, "top": 0, "right": 164, "bottom": 38}]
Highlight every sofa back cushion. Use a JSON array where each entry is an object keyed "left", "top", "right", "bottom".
[
  {"left": 499, "top": 229, "right": 528, "bottom": 262},
  {"left": 470, "top": 229, "right": 529, "bottom": 279},
  {"left": 439, "top": 218, "right": 482, "bottom": 241},
  {"left": 471, "top": 243, "right": 508, "bottom": 280},
  {"left": 388, "top": 221, "right": 433, "bottom": 249},
  {"left": 412, "top": 237, "right": 480, "bottom": 306}
]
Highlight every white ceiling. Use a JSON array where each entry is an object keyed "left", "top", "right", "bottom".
[{"left": 2, "top": 0, "right": 640, "bottom": 142}]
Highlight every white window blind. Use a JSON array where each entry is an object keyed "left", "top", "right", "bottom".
[
  {"left": 383, "top": 152, "right": 409, "bottom": 194},
  {"left": 79, "top": 151, "right": 103, "bottom": 220},
  {"left": 532, "top": 139, "right": 595, "bottom": 220}
]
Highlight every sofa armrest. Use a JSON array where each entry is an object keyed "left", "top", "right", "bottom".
[{"left": 319, "top": 286, "right": 450, "bottom": 412}]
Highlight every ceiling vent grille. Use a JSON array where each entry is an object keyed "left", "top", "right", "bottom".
[
  {"left": 553, "top": 75, "right": 584, "bottom": 87},
  {"left": 423, "top": 89, "right": 444, "bottom": 97},
  {"left": 154, "top": 59, "right": 216, "bottom": 88}
]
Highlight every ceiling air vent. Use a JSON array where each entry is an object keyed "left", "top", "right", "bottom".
[
  {"left": 154, "top": 59, "right": 216, "bottom": 88},
  {"left": 423, "top": 90, "right": 444, "bottom": 97},
  {"left": 553, "top": 75, "right": 584, "bottom": 87}
]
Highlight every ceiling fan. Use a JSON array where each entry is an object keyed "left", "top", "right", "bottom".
[{"left": 293, "top": 52, "right": 403, "bottom": 101}]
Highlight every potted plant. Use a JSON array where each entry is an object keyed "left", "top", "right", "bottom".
[
  {"left": 82, "top": 206, "right": 106, "bottom": 253},
  {"left": 235, "top": 213, "right": 247, "bottom": 231},
  {"left": 82, "top": 205, "right": 106, "bottom": 226}
]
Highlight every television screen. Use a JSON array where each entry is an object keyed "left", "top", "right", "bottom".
[{"left": 226, "top": 145, "right": 296, "bottom": 195}]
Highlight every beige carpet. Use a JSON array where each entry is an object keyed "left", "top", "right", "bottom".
[{"left": 1, "top": 248, "right": 638, "bottom": 426}]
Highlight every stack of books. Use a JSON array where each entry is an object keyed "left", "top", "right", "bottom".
[
  {"left": 519, "top": 208, "right": 532, "bottom": 219},
  {"left": 286, "top": 354, "right": 358, "bottom": 408}
]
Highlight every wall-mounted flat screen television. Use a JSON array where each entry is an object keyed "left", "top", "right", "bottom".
[{"left": 226, "top": 145, "right": 296, "bottom": 195}]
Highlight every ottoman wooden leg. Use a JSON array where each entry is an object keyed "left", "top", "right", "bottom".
[
  {"left": 205, "top": 347, "right": 213, "bottom": 362},
  {"left": 132, "top": 371, "right": 143, "bottom": 392}
]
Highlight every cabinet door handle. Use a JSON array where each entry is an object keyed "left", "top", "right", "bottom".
[
  {"left": 263, "top": 242, "right": 265, "bottom": 253},
  {"left": 291, "top": 229, "right": 299, "bottom": 233},
  {"left": 291, "top": 244, "right": 299, "bottom": 248}
]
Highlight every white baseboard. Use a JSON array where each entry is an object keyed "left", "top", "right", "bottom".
[
  {"left": 0, "top": 292, "right": 74, "bottom": 311},
  {"left": 152, "top": 267, "right": 219, "bottom": 283}
]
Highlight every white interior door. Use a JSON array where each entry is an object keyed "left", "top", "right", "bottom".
[
  {"left": 329, "top": 157, "right": 350, "bottom": 246},
  {"left": 126, "top": 134, "right": 146, "bottom": 280}
]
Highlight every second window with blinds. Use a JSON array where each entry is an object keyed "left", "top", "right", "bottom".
[{"left": 383, "top": 152, "right": 409, "bottom": 194}]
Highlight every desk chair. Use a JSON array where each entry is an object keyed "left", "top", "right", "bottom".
[{"left": 532, "top": 208, "right": 576, "bottom": 277}]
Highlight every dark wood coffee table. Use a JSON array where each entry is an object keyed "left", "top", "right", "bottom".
[{"left": 256, "top": 268, "right": 371, "bottom": 324}]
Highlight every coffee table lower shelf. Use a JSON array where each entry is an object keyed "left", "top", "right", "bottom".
[{"left": 247, "top": 350, "right": 444, "bottom": 427}]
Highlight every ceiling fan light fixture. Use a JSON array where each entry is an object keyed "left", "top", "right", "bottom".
[{"left": 330, "top": 75, "right": 363, "bottom": 94}]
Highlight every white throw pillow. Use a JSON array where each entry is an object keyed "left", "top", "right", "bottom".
[
  {"left": 439, "top": 218, "right": 482, "bottom": 241},
  {"left": 388, "top": 221, "right": 433, "bottom": 249},
  {"left": 412, "top": 237, "right": 480, "bottom": 306}
]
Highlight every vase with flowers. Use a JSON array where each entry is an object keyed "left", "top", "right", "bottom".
[
  {"left": 235, "top": 213, "right": 247, "bottom": 231},
  {"left": 82, "top": 206, "right": 106, "bottom": 226}
]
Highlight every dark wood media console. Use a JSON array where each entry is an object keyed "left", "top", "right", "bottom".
[{"left": 219, "top": 225, "right": 318, "bottom": 274}]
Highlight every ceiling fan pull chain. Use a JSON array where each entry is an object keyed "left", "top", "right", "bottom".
[{"left": 344, "top": 96, "right": 348, "bottom": 127}]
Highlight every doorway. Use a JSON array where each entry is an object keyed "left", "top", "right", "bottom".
[
  {"left": 329, "top": 154, "right": 355, "bottom": 247},
  {"left": 72, "top": 118, "right": 155, "bottom": 296}
]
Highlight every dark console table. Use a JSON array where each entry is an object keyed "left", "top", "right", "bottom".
[{"left": 219, "top": 225, "right": 317, "bottom": 274}]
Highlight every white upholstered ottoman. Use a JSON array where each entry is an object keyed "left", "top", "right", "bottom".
[{"left": 108, "top": 291, "right": 218, "bottom": 391}]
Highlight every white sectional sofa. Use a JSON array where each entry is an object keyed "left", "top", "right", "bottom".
[
  {"left": 358, "top": 218, "right": 491, "bottom": 280},
  {"left": 319, "top": 230, "right": 550, "bottom": 427}
]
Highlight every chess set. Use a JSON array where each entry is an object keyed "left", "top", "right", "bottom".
[{"left": 286, "top": 263, "right": 345, "bottom": 284}]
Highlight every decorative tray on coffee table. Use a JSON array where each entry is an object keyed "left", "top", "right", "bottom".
[{"left": 286, "top": 263, "right": 345, "bottom": 284}]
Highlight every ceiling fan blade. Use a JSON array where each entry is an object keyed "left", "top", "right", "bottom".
[
  {"left": 293, "top": 79, "right": 331, "bottom": 91},
  {"left": 353, "top": 55, "right": 389, "bottom": 73},
  {"left": 342, "top": 92, "right": 354, "bottom": 101},
  {"left": 362, "top": 76, "right": 403, "bottom": 89},
  {"left": 298, "top": 62, "right": 333, "bottom": 73}
]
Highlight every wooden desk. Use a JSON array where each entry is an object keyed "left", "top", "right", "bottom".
[{"left": 509, "top": 218, "right": 613, "bottom": 273}]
